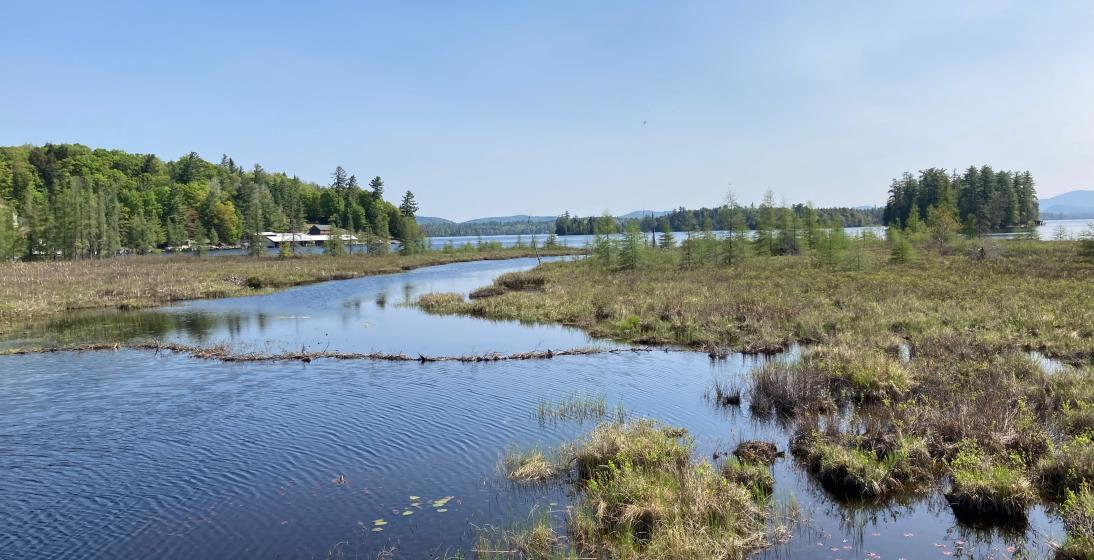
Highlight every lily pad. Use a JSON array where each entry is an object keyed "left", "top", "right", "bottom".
[{"left": 402, "top": 510, "right": 414, "bottom": 516}]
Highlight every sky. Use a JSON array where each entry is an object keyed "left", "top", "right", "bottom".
[{"left": 2, "top": 1, "right": 1092, "bottom": 221}]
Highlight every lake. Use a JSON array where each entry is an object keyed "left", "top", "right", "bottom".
[{"left": 0, "top": 258, "right": 1065, "bottom": 559}]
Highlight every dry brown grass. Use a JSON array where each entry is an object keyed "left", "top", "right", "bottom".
[{"left": 0, "top": 248, "right": 572, "bottom": 336}]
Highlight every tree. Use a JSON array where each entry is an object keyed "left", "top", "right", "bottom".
[
  {"left": 888, "top": 227, "right": 915, "bottom": 264},
  {"left": 657, "top": 216, "right": 675, "bottom": 249},
  {"left": 926, "top": 204, "right": 959, "bottom": 256},
  {"left": 619, "top": 221, "right": 646, "bottom": 270},
  {"left": 815, "top": 218, "right": 849, "bottom": 268},
  {"left": 368, "top": 212, "right": 390, "bottom": 255},
  {"left": 720, "top": 202, "right": 749, "bottom": 265},
  {"left": 591, "top": 213, "right": 616, "bottom": 267},
  {"left": 776, "top": 207, "right": 800, "bottom": 255},
  {"left": 325, "top": 223, "right": 347, "bottom": 256},
  {"left": 754, "top": 190, "right": 777, "bottom": 256},
  {"left": 1079, "top": 224, "right": 1094, "bottom": 261},
  {"left": 397, "top": 216, "right": 425, "bottom": 255},
  {"left": 369, "top": 176, "right": 384, "bottom": 200},
  {"left": 330, "top": 166, "right": 349, "bottom": 192},
  {"left": 399, "top": 191, "right": 419, "bottom": 217}
]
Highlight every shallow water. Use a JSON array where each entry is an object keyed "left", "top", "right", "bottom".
[{"left": 0, "top": 258, "right": 1065, "bottom": 559}]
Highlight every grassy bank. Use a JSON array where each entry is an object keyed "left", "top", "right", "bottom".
[
  {"left": 0, "top": 247, "right": 576, "bottom": 336},
  {"left": 419, "top": 240, "right": 1093, "bottom": 362}
]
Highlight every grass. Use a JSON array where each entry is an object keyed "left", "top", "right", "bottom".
[
  {"left": 533, "top": 393, "right": 625, "bottom": 425},
  {"left": 419, "top": 238, "right": 1094, "bottom": 534},
  {"left": 503, "top": 448, "right": 564, "bottom": 483},
  {"left": 946, "top": 441, "right": 1037, "bottom": 521},
  {"left": 499, "top": 419, "right": 773, "bottom": 559},
  {"left": 791, "top": 428, "right": 934, "bottom": 500},
  {"left": 1057, "top": 484, "right": 1094, "bottom": 560},
  {"left": 417, "top": 240, "right": 1094, "bottom": 362},
  {"left": 1039, "top": 434, "right": 1094, "bottom": 500},
  {"left": 0, "top": 247, "right": 575, "bottom": 337}
]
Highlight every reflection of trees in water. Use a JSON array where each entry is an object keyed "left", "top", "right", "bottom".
[{"left": 28, "top": 309, "right": 236, "bottom": 345}]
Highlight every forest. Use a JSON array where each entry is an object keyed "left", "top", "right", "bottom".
[
  {"left": 883, "top": 166, "right": 1038, "bottom": 232},
  {"left": 553, "top": 202, "right": 883, "bottom": 236},
  {"left": 0, "top": 144, "right": 424, "bottom": 260}
]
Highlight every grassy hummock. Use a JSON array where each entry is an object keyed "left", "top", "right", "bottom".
[
  {"left": 946, "top": 442, "right": 1037, "bottom": 521},
  {"left": 791, "top": 428, "right": 934, "bottom": 500},
  {"left": 496, "top": 419, "right": 773, "bottom": 559}
]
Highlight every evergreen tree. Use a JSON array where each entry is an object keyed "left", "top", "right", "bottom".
[
  {"left": 815, "top": 217, "right": 849, "bottom": 268},
  {"left": 325, "top": 223, "right": 347, "bottom": 256},
  {"left": 618, "top": 221, "right": 646, "bottom": 270},
  {"left": 888, "top": 227, "right": 915, "bottom": 264},
  {"left": 777, "top": 207, "right": 800, "bottom": 255},
  {"left": 1079, "top": 224, "right": 1094, "bottom": 261},
  {"left": 369, "top": 176, "right": 384, "bottom": 200},
  {"left": 720, "top": 203, "right": 749, "bottom": 265},
  {"left": 591, "top": 213, "right": 616, "bottom": 267},
  {"left": 399, "top": 191, "right": 419, "bottom": 217},
  {"left": 754, "top": 190, "right": 777, "bottom": 256},
  {"left": 658, "top": 216, "right": 675, "bottom": 249}
]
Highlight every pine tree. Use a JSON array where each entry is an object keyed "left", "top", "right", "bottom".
[
  {"left": 369, "top": 176, "right": 384, "bottom": 200},
  {"left": 619, "top": 221, "right": 646, "bottom": 270},
  {"left": 399, "top": 191, "right": 419, "bottom": 217},
  {"left": 658, "top": 216, "right": 675, "bottom": 249},
  {"left": 754, "top": 190, "right": 777, "bottom": 256}
]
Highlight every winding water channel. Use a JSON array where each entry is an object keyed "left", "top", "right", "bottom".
[{"left": 0, "top": 258, "right": 1064, "bottom": 559}]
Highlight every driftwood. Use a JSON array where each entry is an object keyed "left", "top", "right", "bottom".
[{"left": 2, "top": 341, "right": 656, "bottom": 364}]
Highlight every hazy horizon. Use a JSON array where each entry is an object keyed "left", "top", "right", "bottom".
[{"left": 3, "top": 1, "right": 1092, "bottom": 221}]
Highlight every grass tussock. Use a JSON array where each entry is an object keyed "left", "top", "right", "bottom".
[
  {"left": 1057, "top": 484, "right": 1094, "bottom": 560},
  {"left": 476, "top": 517, "right": 576, "bottom": 560},
  {"left": 503, "top": 448, "right": 565, "bottom": 483},
  {"left": 500, "top": 419, "right": 773, "bottom": 559},
  {"left": 1039, "top": 434, "right": 1094, "bottom": 500},
  {"left": 0, "top": 247, "right": 574, "bottom": 336},
  {"left": 791, "top": 428, "right": 934, "bottom": 500},
  {"left": 946, "top": 441, "right": 1036, "bottom": 521}
]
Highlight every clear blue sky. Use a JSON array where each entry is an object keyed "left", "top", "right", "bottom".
[{"left": 2, "top": 1, "right": 1092, "bottom": 220}]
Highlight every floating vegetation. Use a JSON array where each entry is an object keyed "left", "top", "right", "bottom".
[{"left": 533, "top": 392, "right": 625, "bottom": 425}]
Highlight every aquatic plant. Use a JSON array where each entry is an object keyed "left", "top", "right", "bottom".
[{"left": 533, "top": 393, "right": 624, "bottom": 425}]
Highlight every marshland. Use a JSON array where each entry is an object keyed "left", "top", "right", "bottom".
[{"left": 5, "top": 3, "right": 1094, "bottom": 557}]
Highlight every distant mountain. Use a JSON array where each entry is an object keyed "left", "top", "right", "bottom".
[
  {"left": 618, "top": 210, "right": 670, "bottom": 220},
  {"left": 1040, "top": 190, "right": 1094, "bottom": 218},
  {"left": 415, "top": 216, "right": 455, "bottom": 225},
  {"left": 464, "top": 215, "right": 556, "bottom": 224}
]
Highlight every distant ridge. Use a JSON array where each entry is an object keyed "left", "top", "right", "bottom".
[{"left": 1040, "top": 190, "right": 1094, "bottom": 218}]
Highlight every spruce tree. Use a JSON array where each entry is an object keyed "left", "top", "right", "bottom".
[{"left": 399, "top": 191, "right": 419, "bottom": 217}]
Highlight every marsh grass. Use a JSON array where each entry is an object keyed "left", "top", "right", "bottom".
[
  {"left": 791, "top": 428, "right": 934, "bottom": 500},
  {"left": 1039, "top": 434, "right": 1094, "bottom": 500},
  {"left": 533, "top": 393, "right": 625, "bottom": 426},
  {"left": 418, "top": 241, "right": 1094, "bottom": 362},
  {"left": 500, "top": 419, "right": 773, "bottom": 559},
  {"left": 1057, "top": 484, "right": 1094, "bottom": 560},
  {"left": 503, "top": 448, "right": 565, "bottom": 483},
  {"left": 946, "top": 441, "right": 1036, "bottom": 521},
  {"left": 0, "top": 247, "right": 575, "bottom": 336}
]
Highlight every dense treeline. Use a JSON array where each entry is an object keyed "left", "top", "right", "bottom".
[
  {"left": 0, "top": 143, "right": 424, "bottom": 260},
  {"left": 883, "top": 166, "right": 1038, "bottom": 233},
  {"left": 420, "top": 220, "right": 555, "bottom": 237},
  {"left": 554, "top": 204, "right": 882, "bottom": 236}
]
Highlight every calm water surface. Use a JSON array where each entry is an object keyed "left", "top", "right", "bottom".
[{"left": 0, "top": 258, "right": 1065, "bottom": 559}]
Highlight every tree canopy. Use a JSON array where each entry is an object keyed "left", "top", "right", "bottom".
[{"left": 0, "top": 143, "right": 418, "bottom": 259}]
